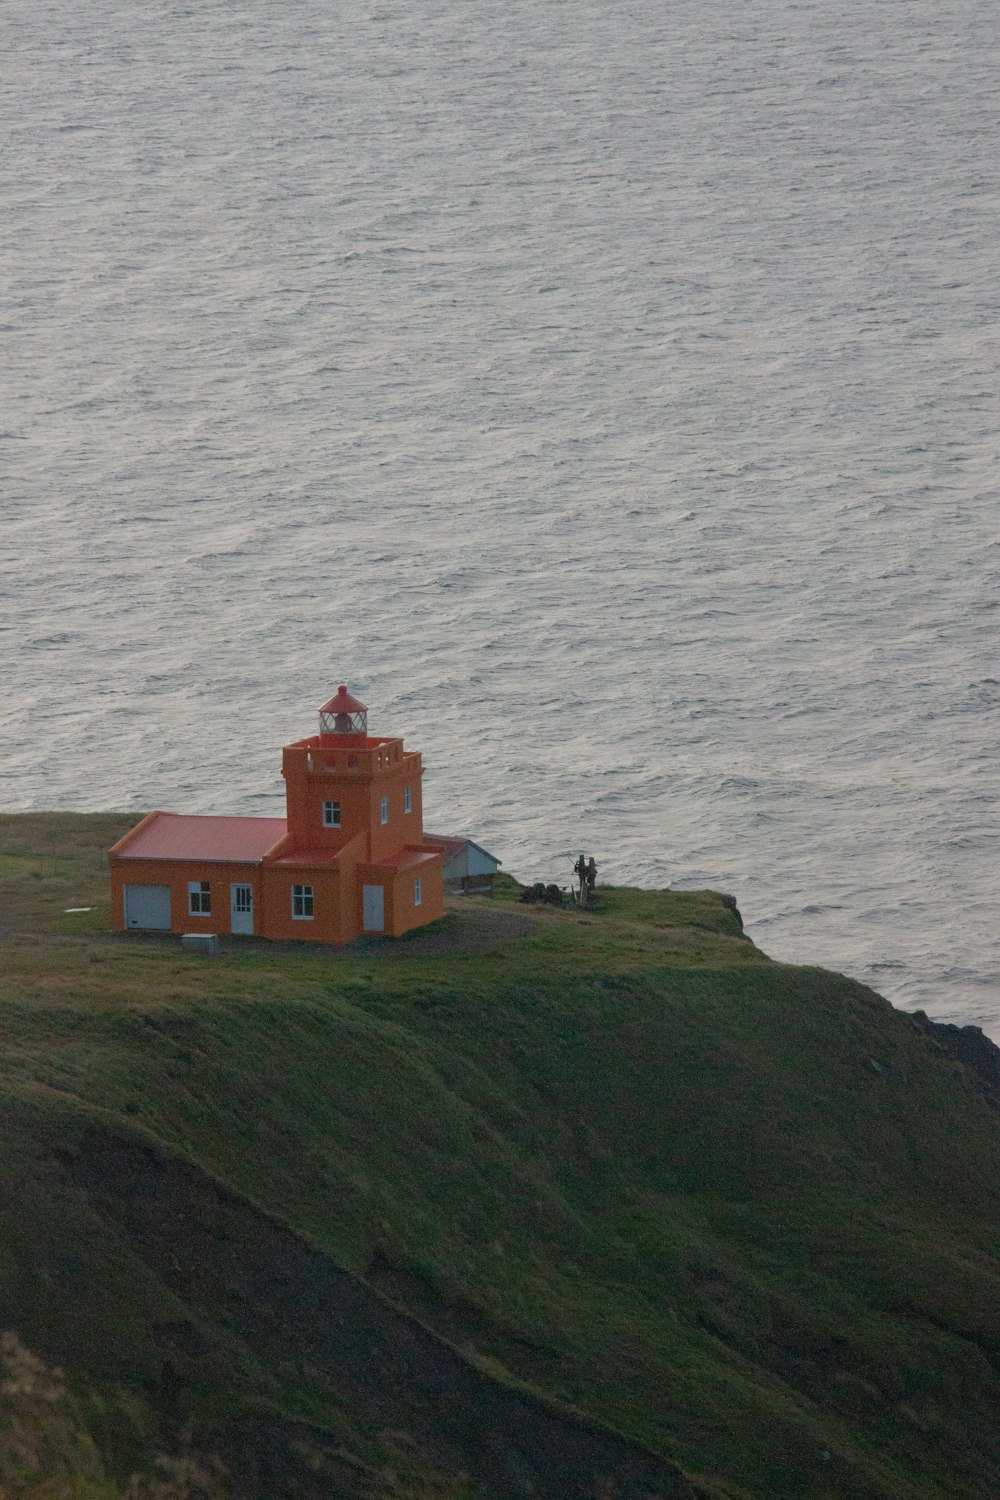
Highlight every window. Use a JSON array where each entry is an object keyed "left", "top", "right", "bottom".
[
  {"left": 188, "top": 880, "right": 211, "bottom": 915},
  {"left": 414, "top": 877, "right": 422, "bottom": 907},
  {"left": 322, "top": 800, "right": 341, "bottom": 827},
  {"left": 404, "top": 785, "right": 412, "bottom": 814},
  {"left": 292, "top": 884, "right": 314, "bottom": 919},
  {"left": 380, "top": 795, "right": 389, "bottom": 825}
]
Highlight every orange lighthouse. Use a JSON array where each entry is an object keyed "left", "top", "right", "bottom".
[{"left": 108, "top": 688, "right": 445, "bottom": 943}]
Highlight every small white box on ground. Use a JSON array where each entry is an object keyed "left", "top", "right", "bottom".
[{"left": 181, "top": 933, "right": 220, "bottom": 956}]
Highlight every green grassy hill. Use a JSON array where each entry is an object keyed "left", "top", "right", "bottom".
[{"left": 1, "top": 813, "right": 999, "bottom": 1499}]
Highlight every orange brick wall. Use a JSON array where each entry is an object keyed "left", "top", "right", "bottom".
[
  {"left": 112, "top": 859, "right": 351, "bottom": 943},
  {"left": 392, "top": 858, "right": 444, "bottom": 936},
  {"left": 283, "top": 738, "right": 425, "bottom": 864},
  {"left": 110, "top": 858, "right": 261, "bottom": 936},
  {"left": 258, "top": 866, "right": 343, "bottom": 943},
  {"left": 356, "top": 856, "right": 444, "bottom": 937},
  {"left": 284, "top": 767, "right": 374, "bottom": 851}
]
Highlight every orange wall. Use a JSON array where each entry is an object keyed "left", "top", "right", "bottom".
[
  {"left": 110, "top": 858, "right": 262, "bottom": 937},
  {"left": 391, "top": 857, "right": 444, "bottom": 936},
  {"left": 356, "top": 855, "right": 444, "bottom": 937},
  {"left": 333, "top": 837, "right": 363, "bottom": 940},
  {"left": 284, "top": 767, "right": 374, "bottom": 852},
  {"left": 282, "top": 739, "right": 425, "bottom": 864},
  {"left": 367, "top": 756, "right": 426, "bottom": 865},
  {"left": 258, "top": 866, "right": 343, "bottom": 943},
  {"left": 112, "top": 858, "right": 349, "bottom": 943}
]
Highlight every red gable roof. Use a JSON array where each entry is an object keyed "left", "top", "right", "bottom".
[
  {"left": 423, "top": 834, "right": 501, "bottom": 866},
  {"left": 113, "top": 813, "right": 287, "bottom": 863},
  {"left": 422, "top": 833, "right": 468, "bottom": 858}
]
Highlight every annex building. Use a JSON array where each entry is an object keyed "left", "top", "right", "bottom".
[{"left": 108, "top": 687, "right": 445, "bottom": 943}]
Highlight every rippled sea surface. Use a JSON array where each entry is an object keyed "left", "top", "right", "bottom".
[{"left": 4, "top": 0, "right": 999, "bottom": 1032}]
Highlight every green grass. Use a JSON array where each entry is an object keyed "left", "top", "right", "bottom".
[{"left": 1, "top": 814, "right": 1000, "bottom": 1498}]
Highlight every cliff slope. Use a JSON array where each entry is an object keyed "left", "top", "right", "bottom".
[{"left": 1, "top": 813, "right": 999, "bottom": 1499}]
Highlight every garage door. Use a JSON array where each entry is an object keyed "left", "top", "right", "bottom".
[{"left": 124, "top": 884, "right": 171, "bottom": 930}]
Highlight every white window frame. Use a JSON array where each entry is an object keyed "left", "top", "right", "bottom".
[
  {"left": 291, "top": 884, "right": 314, "bottom": 920},
  {"left": 188, "top": 880, "right": 211, "bottom": 916},
  {"left": 322, "top": 800, "right": 341, "bottom": 827},
  {"left": 414, "top": 877, "right": 422, "bottom": 907},
  {"left": 380, "top": 794, "right": 389, "bottom": 825},
  {"left": 404, "top": 785, "right": 412, "bottom": 814}
]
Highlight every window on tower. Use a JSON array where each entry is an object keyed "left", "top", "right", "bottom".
[
  {"left": 404, "top": 785, "right": 412, "bottom": 813},
  {"left": 322, "top": 800, "right": 341, "bottom": 827},
  {"left": 188, "top": 881, "right": 211, "bottom": 915},
  {"left": 380, "top": 795, "right": 389, "bottom": 825},
  {"left": 414, "top": 877, "right": 422, "bottom": 906}
]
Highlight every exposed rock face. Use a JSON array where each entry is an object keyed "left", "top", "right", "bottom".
[
  {"left": 719, "top": 893, "right": 745, "bottom": 932},
  {"left": 909, "top": 1012, "right": 1000, "bottom": 1104}
]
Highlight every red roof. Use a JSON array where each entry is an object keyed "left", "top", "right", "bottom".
[
  {"left": 423, "top": 834, "right": 501, "bottom": 866},
  {"left": 271, "top": 844, "right": 349, "bottom": 867},
  {"left": 422, "top": 833, "right": 467, "bottom": 857},
  {"left": 114, "top": 813, "right": 287, "bottom": 863},
  {"left": 368, "top": 846, "right": 444, "bottom": 872},
  {"left": 318, "top": 684, "right": 367, "bottom": 715}
]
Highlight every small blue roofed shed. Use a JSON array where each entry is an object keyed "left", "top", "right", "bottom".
[{"left": 424, "top": 834, "right": 501, "bottom": 890}]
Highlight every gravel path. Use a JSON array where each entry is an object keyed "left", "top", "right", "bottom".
[{"left": 3, "top": 901, "right": 540, "bottom": 961}]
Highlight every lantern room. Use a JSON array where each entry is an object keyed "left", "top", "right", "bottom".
[{"left": 318, "top": 685, "right": 368, "bottom": 739}]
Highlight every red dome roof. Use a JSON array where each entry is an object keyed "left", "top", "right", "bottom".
[{"left": 318, "top": 684, "right": 367, "bottom": 716}]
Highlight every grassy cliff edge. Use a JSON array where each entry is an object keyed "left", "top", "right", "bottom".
[{"left": 1, "top": 813, "right": 999, "bottom": 1500}]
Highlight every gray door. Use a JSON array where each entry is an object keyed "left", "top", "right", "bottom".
[
  {"left": 362, "top": 884, "right": 384, "bottom": 932},
  {"left": 124, "top": 884, "right": 171, "bottom": 929},
  {"left": 231, "top": 883, "right": 253, "bottom": 935}
]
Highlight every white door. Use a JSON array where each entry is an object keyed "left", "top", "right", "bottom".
[
  {"left": 231, "top": 883, "right": 253, "bottom": 935},
  {"left": 124, "top": 884, "right": 171, "bottom": 930},
  {"left": 362, "top": 884, "right": 384, "bottom": 932}
]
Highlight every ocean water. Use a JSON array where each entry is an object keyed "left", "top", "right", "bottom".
[{"left": 3, "top": 0, "right": 999, "bottom": 1033}]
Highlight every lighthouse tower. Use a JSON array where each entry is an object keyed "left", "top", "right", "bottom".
[{"left": 281, "top": 685, "right": 426, "bottom": 862}]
